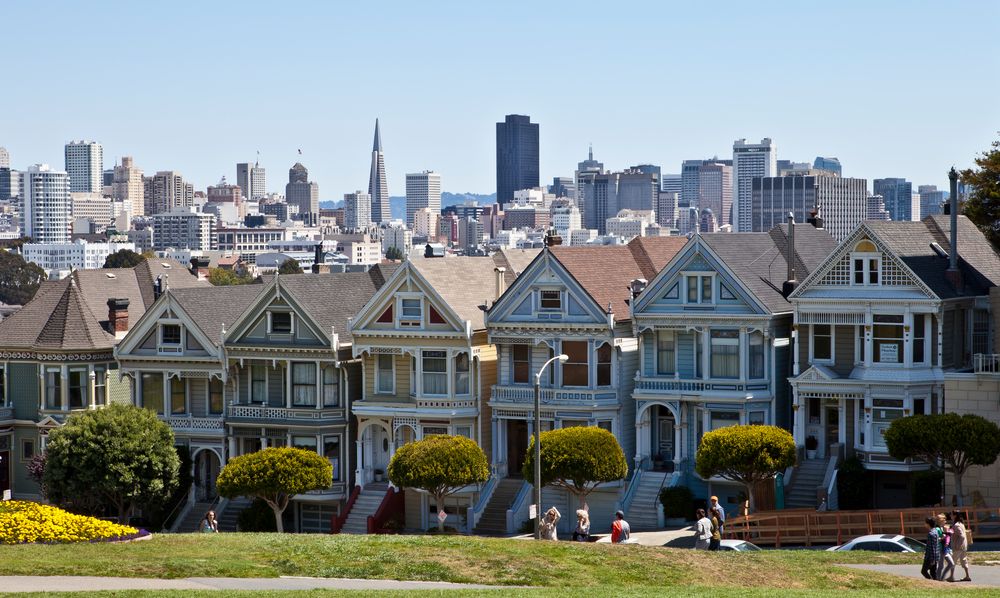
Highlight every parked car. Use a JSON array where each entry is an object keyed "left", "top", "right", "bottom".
[
  {"left": 827, "top": 534, "right": 925, "bottom": 553},
  {"left": 719, "top": 539, "right": 761, "bottom": 552}
]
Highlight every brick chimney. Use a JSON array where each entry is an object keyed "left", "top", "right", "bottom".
[
  {"left": 190, "top": 256, "right": 210, "bottom": 280},
  {"left": 107, "top": 298, "right": 130, "bottom": 336},
  {"left": 544, "top": 228, "right": 562, "bottom": 247}
]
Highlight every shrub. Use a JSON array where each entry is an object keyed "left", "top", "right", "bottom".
[
  {"left": 0, "top": 501, "right": 142, "bottom": 544},
  {"left": 659, "top": 485, "right": 694, "bottom": 519},
  {"left": 695, "top": 425, "right": 796, "bottom": 512},
  {"left": 217, "top": 447, "right": 331, "bottom": 533},
  {"left": 836, "top": 457, "right": 873, "bottom": 510},
  {"left": 388, "top": 435, "right": 489, "bottom": 532},
  {"left": 522, "top": 426, "right": 628, "bottom": 505}
]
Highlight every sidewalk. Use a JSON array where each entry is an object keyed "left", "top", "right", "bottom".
[
  {"left": 0, "top": 576, "right": 512, "bottom": 593},
  {"left": 846, "top": 565, "right": 999, "bottom": 587}
]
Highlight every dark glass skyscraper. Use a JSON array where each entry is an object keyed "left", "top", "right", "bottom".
[
  {"left": 873, "top": 177, "right": 913, "bottom": 221},
  {"left": 495, "top": 114, "right": 539, "bottom": 206}
]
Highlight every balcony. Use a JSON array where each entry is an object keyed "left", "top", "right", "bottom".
[
  {"left": 974, "top": 354, "right": 1000, "bottom": 375},
  {"left": 0, "top": 406, "right": 12, "bottom": 421},
  {"left": 634, "top": 377, "right": 770, "bottom": 395},
  {"left": 226, "top": 404, "right": 346, "bottom": 424},
  {"left": 160, "top": 415, "right": 224, "bottom": 433},
  {"left": 490, "top": 385, "right": 618, "bottom": 407}
]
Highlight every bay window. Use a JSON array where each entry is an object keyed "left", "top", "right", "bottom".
[
  {"left": 454, "top": 353, "right": 470, "bottom": 395},
  {"left": 657, "top": 331, "right": 675, "bottom": 375},
  {"left": 749, "top": 331, "right": 765, "bottom": 379},
  {"left": 596, "top": 343, "right": 612, "bottom": 387},
  {"left": 512, "top": 345, "right": 531, "bottom": 384},
  {"left": 812, "top": 325, "right": 832, "bottom": 361},
  {"left": 376, "top": 355, "right": 394, "bottom": 394},
  {"left": 710, "top": 330, "right": 739, "bottom": 378},
  {"left": 422, "top": 350, "right": 447, "bottom": 395},
  {"left": 142, "top": 373, "right": 163, "bottom": 414},
  {"left": 873, "top": 315, "right": 904, "bottom": 364},
  {"left": 68, "top": 368, "right": 87, "bottom": 409},
  {"left": 562, "top": 341, "right": 589, "bottom": 387},
  {"left": 323, "top": 366, "right": 339, "bottom": 407},
  {"left": 44, "top": 367, "right": 61, "bottom": 409},
  {"left": 292, "top": 363, "right": 317, "bottom": 406}
]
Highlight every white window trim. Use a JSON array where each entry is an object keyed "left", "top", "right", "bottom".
[
  {"left": 249, "top": 364, "right": 268, "bottom": 404},
  {"left": 681, "top": 271, "right": 716, "bottom": 305},
  {"left": 809, "top": 324, "right": 835, "bottom": 364},
  {"left": 656, "top": 330, "right": 677, "bottom": 376},
  {"left": 420, "top": 349, "right": 449, "bottom": 397},
  {"left": 396, "top": 293, "right": 424, "bottom": 329},
  {"left": 375, "top": 354, "right": 396, "bottom": 395},
  {"left": 267, "top": 310, "right": 295, "bottom": 335},
  {"left": 157, "top": 321, "right": 184, "bottom": 354},
  {"left": 537, "top": 288, "right": 563, "bottom": 313},
  {"left": 453, "top": 352, "right": 471, "bottom": 396},
  {"left": 851, "top": 252, "right": 882, "bottom": 286},
  {"left": 871, "top": 312, "right": 906, "bottom": 367}
]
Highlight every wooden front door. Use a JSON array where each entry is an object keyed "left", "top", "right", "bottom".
[{"left": 507, "top": 420, "right": 528, "bottom": 477}]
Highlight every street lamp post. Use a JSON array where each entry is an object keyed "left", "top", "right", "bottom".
[{"left": 533, "top": 353, "right": 569, "bottom": 540}]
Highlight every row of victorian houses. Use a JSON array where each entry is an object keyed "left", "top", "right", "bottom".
[{"left": 2, "top": 208, "right": 999, "bottom": 534}]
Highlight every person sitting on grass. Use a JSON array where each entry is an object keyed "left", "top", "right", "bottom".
[
  {"left": 611, "top": 510, "right": 631, "bottom": 544},
  {"left": 201, "top": 510, "right": 219, "bottom": 533},
  {"left": 573, "top": 505, "right": 591, "bottom": 542},
  {"left": 539, "top": 507, "right": 560, "bottom": 541}
]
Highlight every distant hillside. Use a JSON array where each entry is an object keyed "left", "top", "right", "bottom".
[{"left": 319, "top": 191, "right": 496, "bottom": 220}]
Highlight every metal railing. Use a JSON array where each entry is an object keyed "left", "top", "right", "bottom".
[
  {"left": 619, "top": 468, "right": 644, "bottom": 516},
  {"left": 367, "top": 486, "right": 405, "bottom": 534},
  {"left": 0, "top": 406, "right": 13, "bottom": 421},
  {"left": 161, "top": 482, "right": 193, "bottom": 532},
  {"left": 227, "top": 404, "right": 345, "bottom": 421},
  {"left": 466, "top": 472, "right": 499, "bottom": 533},
  {"left": 505, "top": 480, "right": 532, "bottom": 535}
]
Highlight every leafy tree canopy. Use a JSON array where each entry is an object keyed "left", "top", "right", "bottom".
[
  {"left": 695, "top": 425, "right": 795, "bottom": 512},
  {"left": 216, "top": 447, "right": 331, "bottom": 532},
  {"left": 208, "top": 268, "right": 254, "bottom": 286},
  {"left": 0, "top": 249, "right": 46, "bottom": 305},
  {"left": 961, "top": 134, "right": 1000, "bottom": 249},
  {"left": 102, "top": 248, "right": 146, "bottom": 269},
  {"left": 388, "top": 434, "right": 489, "bottom": 531},
  {"left": 522, "top": 426, "right": 628, "bottom": 499},
  {"left": 885, "top": 413, "right": 1000, "bottom": 505},
  {"left": 277, "top": 259, "right": 304, "bottom": 275},
  {"left": 385, "top": 246, "right": 404, "bottom": 261},
  {"left": 43, "top": 404, "right": 180, "bottom": 523}
]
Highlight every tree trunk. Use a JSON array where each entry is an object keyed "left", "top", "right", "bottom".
[
  {"left": 117, "top": 500, "right": 130, "bottom": 525},
  {"left": 436, "top": 494, "right": 446, "bottom": 533},
  {"left": 272, "top": 505, "right": 285, "bottom": 533},
  {"left": 745, "top": 484, "right": 756, "bottom": 515},
  {"left": 953, "top": 471, "right": 965, "bottom": 507}
]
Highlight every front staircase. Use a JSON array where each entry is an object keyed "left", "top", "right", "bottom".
[
  {"left": 217, "top": 497, "right": 252, "bottom": 532},
  {"left": 473, "top": 478, "right": 525, "bottom": 535},
  {"left": 174, "top": 501, "right": 215, "bottom": 533},
  {"left": 340, "top": 482, "right": 390, "bottom": 534},
  {"left": 626, "top": 471, "right": 670, "bottom": 531},
  {"left": 785, "top": 459, "right": 827, "bottom": 509}
]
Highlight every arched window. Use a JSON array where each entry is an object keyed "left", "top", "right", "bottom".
[{"left": 596, "top": 343, "right": 613, "bottom": 386}]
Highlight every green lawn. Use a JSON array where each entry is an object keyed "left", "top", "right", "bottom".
[{"left": 0, "top": 533, "right": 996, "bottom": 596}]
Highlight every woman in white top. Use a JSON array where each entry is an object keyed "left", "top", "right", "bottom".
[
  {"left": 573, "top": 505, "right": 591, "bottom": 542},
  {"left": 694, "top": 508, "right": 712, "bottom": 550},
  {"left": 539, "top": 506, "right": 561, "bottom": 541}
]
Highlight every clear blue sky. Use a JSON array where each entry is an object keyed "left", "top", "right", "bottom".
[{"left": 3, "top": 0, "right": 998, "bottom": 199}]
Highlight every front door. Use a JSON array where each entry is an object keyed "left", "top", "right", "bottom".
[
  {"left": 0, "top": 451, "right": 9, "bottom": 495},
  {"left": 657, "top": 408, "right": 675, "bottom": 464},
  {"left": 507, "top": 420, "right": 528, "bottom": 477},
  {"left": 825, "top": 406, "right": 840, "bottom": 459},
  {"left": 195, "top": 450, "right": 220, "bottom": 501}
]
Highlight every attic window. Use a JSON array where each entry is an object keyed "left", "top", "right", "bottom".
[
  {"left": 161, "top": 324, "right": 181, "bottom": 345},
  {"left": 270, "top": 312, "right": 293, "bottom": 334},
  {"left": 400, "top": 299, "right": 422, "bottom": 326},
  {"left": 540, "top": 290, "right": 561, "bottom": 310}
]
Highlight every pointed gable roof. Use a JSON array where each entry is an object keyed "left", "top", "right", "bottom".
[
  {"left": 35, "top": 277, "right": 114, "bottom": 351},
  {"left": 548, "top": 236, "right": 686, "bottom": 319},
  {"left": 409, "top": 256, "right": 517, "bottom": 326}
]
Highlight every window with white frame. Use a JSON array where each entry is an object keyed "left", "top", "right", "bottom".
[
  {"left": 749, "top": 410, "right": 766, "bottom": 425},
  {"left": 250, "top": 365, "right": 267, "bottom": 403},
  {"left": 657, "top": 331, "right": 675, "bottom": 375},
  {"left": 269, "top": 312, "right": 292, "bottom": 334},
  {"left": 141, "top": 372, "right": 163, "bottom": 414},
  {"left": 871, "top": 398, "right": 904, "bottom": 449},
  {"left": 596, "top": 343, "right": 612, "bottom": 386},
  {"left": 812, "top": 324, "right": 833, "bottom": 361},
  {"left": 169, "top": 377, "right": 186, "bottom": 414},
  {"left": 748, "top": 331, "right": 765, "bottom": 379},
  {"left": 323, "top": 366, "right": 339, "bottom": 407},
  {"left": 44, "top": 367, "right": 61, "bottom": 410},
  {"left": 409, "top": 356, "right": 417, "bottom": 397},
  {"left": 454, "top": 353, "right": 470, "bottom": 395},
  {"left": 292, "top": 362, "right": 317, "bottom": 406},
  {"left": 68, "top": 368, "right": 88, "bottom": 409},
  {"left": 873, "top": 314, "right": 904, "bottom": 364},
  {"left": 209, "top": 378, "right": 224, "bottom": 414},
  {"left": 422, "top": 350, "right": 448, "bottom": 395},
  {"left": 913, "top": 314, "right": 927, "bottom": 364},
  {"left": 512, "top": 345, "right": 531, "bottom": 384},
  {"left": 455, "top": 425, "right": 472, "bottom": 439},
  {"left": 324, "top": 435, "right": 341, "bottom": 481},
  {"left": 159, "top": 323, "right": 182, "bottom": 353},
  {"left": 685, "top": 274, "right": 713, "bottom": 304},
  {"left": 562, "top": 341, "right": 589, "bottom": 387},
  {"left": 539, "top": 290, "right": 561, "bottom": 311},
  {"left": 852, "top": 241, "right": 881, "bottom": 285},
  {"left": 94, "top": 366, "right": 106, "bottom": 405},
  {"left": 376, "top": 355, "right": 394, "bottom": 394},
  {"left": 399, "top": 298, "right": 422, "bottom": 326},
  {"left": 710, "top": 330, "right": 739, "bottom": 378}
]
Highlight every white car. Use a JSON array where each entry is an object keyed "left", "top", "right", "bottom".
[
  {"left": 827, "top": 534, "right": 925, "bottom": 553},
  {"left": 719, "top": 539, "right": 761, "bottom": 552}
]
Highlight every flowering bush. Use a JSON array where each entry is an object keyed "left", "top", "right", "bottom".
[{"left": 0, "top": 501, "right": 144, "bottom": 544}]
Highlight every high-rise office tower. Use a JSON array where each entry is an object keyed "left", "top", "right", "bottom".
[
  {"left": 680, "top": 160, "right": 703, "bottom": 209},
  {"left": 20, "top": 164, "right": 72, "bottom": 243},
  {"left": 0, "top": 168, "right": 18, "bottom": 201},
  {"left": 866, "top": 195, "right": 892, "bottom": 221},
  {"left": 657, "top": 191, "right": 679, "bottom": 228},
  {"left": 344, "top": 191, "right": 372, "bottom": 230},
  {"left": 750, "top": 172, "right": 868, "bottom": 241},
  {"left": 813, "top": 156, "right": 843, "bottom": 176},
  {"left": 661, "top": 173, "right": 681, "bottom": 195},
  {"left": 285, "top": 163, "right": 319, "bottom": 226},
  {"left": 0, "top": 147, "right": 9, "bottom": 168},
  {"left": 112, "top": 156, "right": 144, "bottom": 227},
  {"left": 413, "top": 207, "right": 439, "bottom": 239},
  {"left": 148, "top": 171, "right": 194, "bottom": 215},
  {"left": 237, "top": 161, "right": 267, "bottom": 201},
  {"left": 550, "top": 176, "right": 575, "bottom": 199},
  {"left": 368, "top": 119, "right": 390, "bottom": 223},
  {"left": 64, "top": 140, "right": 103, "bottom": 193},
  {"left": 732, "top": 138, "right": 777, "bottom": 232},
  {"left": 873, "top": 177, "right": 914, "bottom": 221},
  {"left": 496, "top": 114, "right": 539, "bottom": 206},
  {"left": 102, "top": 169, "right": 114, "bottom": 188},
  {"left": 698, "top": 162, "right": 733, "bottom": 228},
  {"left": 918, "top": 184, "right": 947, "bottom": 217},
  {"left": 405, "top": 171, "right": 441, "bottom": 227},
  {"left": 618, "top": 168, "right": 660, "bottom": 214}
]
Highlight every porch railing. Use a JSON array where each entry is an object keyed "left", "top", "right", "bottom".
[
  {"left": 226, "top": 404, "right": 346, "bottom": 421},
  {"left": 0, "top": 406, "right": 13, "bottom": 421},
  {"left": 330, "top": 485, "right": 361, "bottom": 534},
  {"left": 160, "top": 415, "right": 224, "bottom": 431},
  {"left": 491, "top": 385, "right": 617, "bottom": 406},
  {"left": 505, "top": 480, "right": 532, "bottom": 535},
  {"left": 368, "top": 486, "right": 405, "bottom": 534},
  {"left": 634, "top": 378, "right": 771, "bottom": 394},
  {"left": 466, "top": 472, "right": 499, "bottom": 533},
  {"left": 974, "top": 353, "right": 1000, "bottom": 374}
]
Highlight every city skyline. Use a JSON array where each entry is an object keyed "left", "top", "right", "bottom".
[{"left": 1, "top": 1, "right": 997, "bottom": 198}]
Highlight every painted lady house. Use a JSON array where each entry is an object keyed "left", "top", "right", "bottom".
[
  {"left": 115, "top": 267, "right": 395, "bottom": 532},
  {"left": 0, "top": 261, "right": 208, "bottom": 500},
  {"left": 483, "top": 236, "right": 686, "bottom": 534},
  {"left": 788, "top": 213, "right": 1000, "bottom": 508},
  {"left": 628, "top": 219, "right": 837, "bottom": 517},
  {"left": 345, "top": 250, "right": 537, "bottom": 533}
]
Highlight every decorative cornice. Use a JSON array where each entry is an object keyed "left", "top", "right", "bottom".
[{"left": 0, "top": 351, "right": 114, "bottom": 362}]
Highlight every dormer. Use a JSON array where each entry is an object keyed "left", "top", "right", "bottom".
[
  {"left": 267, "top": 309, "right": 294, "bottom": 337},
  {"left": 850, "top": 239, "right": 882, "bottom": 286},
  {"left": 157, "top": 320, "right": 184, "bottom": 354}
]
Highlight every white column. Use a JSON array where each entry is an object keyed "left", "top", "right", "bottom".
[
  {"left": 88, "top": 366, "right": 96, "bottom": 409},
  {"left": 61, "top": 364, "right": 69, "bottom": 411},
  {"left": 701, "top": 329, "right": 710, "bottom": 380},
  {"left": 673, "top": 407, "right": 682, "bottom": 467},
  {"left": 792, "top": 388, "right": 804, "bottom": 445},
  {"left": 161, "top": 372, "right": 169, "bottom": 415},
  {"left": 864, "top": 308, "right": 873, "bottom": 367},
  {"left": 904, "top": 308, "right": 913, "bottom": 366},
  {"left": 355, "top": 438, "right": 364, "bottom": 487},
  {"left": 228, "top": 436, "right": 237, "bottom": 461},
  {"left": 792, "top": 313, "right": 800, "bottom": 376},
  {"left": 936, "top": 314, "right": 944, "bottom": 367}
]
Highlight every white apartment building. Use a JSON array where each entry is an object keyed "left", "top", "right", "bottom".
[
  {"left": 381, "top": 225, "right": 412, "bottom": 256},
  {"left": 569, "top": 228, "right": 598, "bottom": 246},
  {"left": 344, "top": 191, "right": 372, "bottom": 230},
  {"left": 511, "top": 187, "right": 553, "bottom": 207},
  {"left": 733, "top": 137, "right": 777, "bottom": 232},
  {"left": 550, "top": 203, "right": 582, "bottom": 235},
  {"left": 112, "top": 156, "right": 144, "bottom": 225},
  {"left": 330, "top": 234, "right": 381, "bottom": 266},
  {"left": 20, "top": 164, "right": 72, "bottom": 244},
  {"left": 405, "top": 171, "right": 441, "bottom": 227},
  {"left": 413, "top": 207, "right": 439, "bottom": 239},
  {"left": 64, "top": 140, "right": 103, "bottom": 194},
  {"left": 605, "top": 209, "right": 655, "bottom": 239},
  {"left": 151, "top": 207, "right": 216, "bottom": 251},
  {"left": 23, "top": 239, "right": 136, "bottom": 277}
]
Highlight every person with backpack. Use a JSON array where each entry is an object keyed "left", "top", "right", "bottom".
[
  {"left": 921, "top": 517, "right": 941, "bottom": 580},
  {"left": 694, "top": 508, "right": 712, "bottom": 550}
]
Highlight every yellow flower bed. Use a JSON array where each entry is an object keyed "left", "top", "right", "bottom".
[{"left": 0, "top": 501, "right": 140, "bottom": 544}]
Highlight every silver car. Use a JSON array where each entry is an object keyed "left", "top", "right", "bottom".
[
  {"left": 719, "top": 539, "right": 762, "bottom": 552},
  {"left": 828, "top": 534, "right": 925, "bottom": 553}
]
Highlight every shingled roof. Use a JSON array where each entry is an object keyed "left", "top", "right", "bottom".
[{"left": 549, "top": 236, "right": 688, "bottom": 319}]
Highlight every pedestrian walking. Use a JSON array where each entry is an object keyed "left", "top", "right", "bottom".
[
  {"left": 694, "top": 508, "right": 712, "bottom": 550},
  {"left": 539, "top": 506, "right": 560, "bottom": 541},
  {"left": 708, "top": 507, "right": 722, "bottom": 551},
  {"left": 611, "top": 510, "right": 631, "bottom": 544},
  {"left": 950, "top": 510, "right": 972, "bottom": 582},
  {"left": 200, "top": 510, "right": 219, "bottom": 533},
  {"left": 572, "top": 506, "right": 591, "bottom": 542},
  {"left": 921, "top": 517, "right": 941, "bottom": 580},
  {"left": 937, "top": 513, "right": 955, "bottom": 581},
  {"left": 709, "top": 495, "right": 726, "bottom": 526}
]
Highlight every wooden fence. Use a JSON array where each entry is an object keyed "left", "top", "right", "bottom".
[{"left": 724, "top": 506, "right": 1000, "bottom": 547}]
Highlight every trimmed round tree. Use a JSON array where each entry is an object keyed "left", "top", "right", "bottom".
[
  {"left": 43, "top": 403, "right": 180, "bottom": 523},
  {"left": 521, "top": 426, "right": 628, "bottom": 508},
  {"left": 102, "top": 248, "right": 146, "bottom": 269},
  {"left": 388, "top": 434, "right": 489, "bottom": 532},
  {"left": 884, "top": 413, "right": 1000, "bottom": 506},
  {"left": 695, "top": 425, "right": 795, "bottom": 513},
  {"left": 216, "top": 447, "right": 332, "bottom": 532}
]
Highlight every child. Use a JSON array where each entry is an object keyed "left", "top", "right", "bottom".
[
  {"left": 937, "top": 513, "right": 955, "bottom": 581},
  {"left": 921, "top": 517, "right": 941, "bottom": 580}
]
